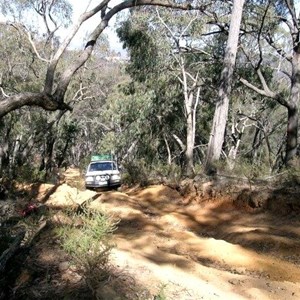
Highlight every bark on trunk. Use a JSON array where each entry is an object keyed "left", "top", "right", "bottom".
[
  {"left": 185, "top": 101, "right": 194, "bottom": 176},
  {"left": 205, "top": 0, "right": 245, "bottom": 172},
  {"left": 286, "top": 46, "right": 300, "bottom": 165},
  {"left": 163, "top": 135, "right": 172, "bottom": 165},
  {"left": 181, "top": 59, "right": 200, "bottom": 177},
  {"left": 286, "top": 105, "right": 298, "bottom": 164}
]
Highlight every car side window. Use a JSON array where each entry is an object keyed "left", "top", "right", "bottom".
[{"left": 89, "top": 164, "right": 97, "bottom": 171}]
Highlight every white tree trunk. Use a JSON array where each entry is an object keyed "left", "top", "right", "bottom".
[
  {"left": 205, "top": 0, "right": 245, "bottom": 172},
  {"left": 163, "top": 135, "right": 172, "bottom": 165},
  {"left": 185, "top": 93, "right": 194, "bottom": 175},
  {"left": 180, "top": 58, "right": 201, "bottom": 176}
]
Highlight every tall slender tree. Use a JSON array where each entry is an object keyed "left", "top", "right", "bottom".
[{"left": 205, "top": 0, "right": 245, "bottom": 172}]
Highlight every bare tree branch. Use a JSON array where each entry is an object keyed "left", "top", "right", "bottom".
[
  {"left": 44, "top": 0, "right": 111, "bottom": 95},
  {"left": 54, "top": 0, "right": 203, "bottom": 101},
  {"left": 0, "top": 0, "right": 203, "bottom": 118},
  {"left": 240, "top": 73, "right": 289, "bottom": 108},
  {"left": 173, "top": 134, "right": 186, "bottom": 151},
  {"left": 240, "top": 77, "right": 274, "bottom": 97},
  {"left": 285, "top": 0, "right": 299, "bottom": 31},
  {"left": 256, "top": 0, "right": 271, "bottom": 69}
]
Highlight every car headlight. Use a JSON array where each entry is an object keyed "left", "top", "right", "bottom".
[
  {"left": 85, "top": 176, "right": 93, "bottom": 182},
  {"left": 111, "top": 175, "right": 120, "bottom": 180},
  {"left": 95, "top": 175, "right": 101, "bottom": 181}
]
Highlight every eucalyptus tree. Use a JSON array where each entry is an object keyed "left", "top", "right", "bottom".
[
  {"left": 66, "top": 47, "right": 127, "bottom": 166},
  {"left": 224, "top": 80, "right": 286, "bottom": 171},
  {"left": 0, "top": 0, "right": 210, "bottom": 179},
  {"left": 240, "top": 0, "right": 300, "bottom": 167},
  {"left": 0, "top": 24, "right": 47, "bottom": 177},
  {"left": 0, "top": 0, "right": 204, "bottom": 119},
  {"left": 156, "top": 9, "right": 206, "bottom": 175},
  {"left": 117, "top": 7, "right": 210, "bottom": 175},
  {"left": 205, "top": 0, "right": 246, "bottom": 172},
  {"left": 0, "top": 26, "right": 111, "bottom": 177}
]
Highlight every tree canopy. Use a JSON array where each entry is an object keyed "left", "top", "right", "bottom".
[{"left": 0, "top": 0, "right": 300, "bottom": 180}]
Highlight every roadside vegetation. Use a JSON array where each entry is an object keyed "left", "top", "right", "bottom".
[
  {"left": 54, "top": 206, "right": 118, "bottom": 296},
  {"left": 1, "top": 0, "right": 299, "bottom": 183},
  {"left": 1, "top": 1, "right": 300, "bottom": 299}
]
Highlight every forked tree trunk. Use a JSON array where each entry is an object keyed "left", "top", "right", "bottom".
[
  {"left": 180, "top": 57, "right": 200, "bottom": 177},
  {"left": 205, "top": 0, "right": 245, "bottom": 173}
]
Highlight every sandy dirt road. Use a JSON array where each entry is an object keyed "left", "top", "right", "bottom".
[
  {"left": 87, "top": 185, "right": 300, "bottom": 299},
  {"left": 4, "top": 168, "right": 300, "bottom": 299}
]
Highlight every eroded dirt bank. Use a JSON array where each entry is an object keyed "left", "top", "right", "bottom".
[{"left": 1, "top": 168, "right": 300, "bottom": 299}]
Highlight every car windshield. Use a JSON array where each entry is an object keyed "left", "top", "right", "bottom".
[{"left": 89, "top": 162, "right": 115, "bottom": 171}]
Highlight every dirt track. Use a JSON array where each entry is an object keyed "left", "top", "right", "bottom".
[
  {"left": 89, "top": 185, "right": 300, "bottom": 299},
  {"left": 3, "top": 168, "right": 300, "bottom": 299}
]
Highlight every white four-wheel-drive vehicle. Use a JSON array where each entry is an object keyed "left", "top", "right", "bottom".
[{"left": 85, "top": 155, "right": 121, "bottom": 189}]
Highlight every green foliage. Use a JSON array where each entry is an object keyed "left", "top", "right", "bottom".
[
  {"left": 122, "top": 161, "right": 183, "bottom": 187},
  {"left": 154, "top": 283, "right": 168, "bottom": 300},
  {"left": 153, "top": 163, "right": 182, "bottom": 182},
  {"left": 1, "top": 0, "right": 72, "bottom": 27},
  {"left": 115, "top": 8, "right": 222, "bottom": 174},
  {"left": 121, "top": 159, "right": 150, "bottom": 186},
  {"left": 117, "top": 20, "right": 159, "bottom": 82},
  {"left": 235, "top": 160, "right": 270, "bottom": 180},
  {"left": 0, "top": 25, "right": 45, "bottom": 95},
  {"left": 244, "top": 0, "right": 283, "bottom": 32},
  {"left": 216, "top": 158, "right": 270, "bottom": 182},
  {"left": 55, "top": 207, "right": 118, "bottom": 291},
  {"left": 0, "top": 0, "right": 295, "bottom": 181},
  {"left": 14, "top": 164, "right": 46, "bottom": 183},
  {"left": 55, "top": 121, "right": 80, "bottom": 167}
]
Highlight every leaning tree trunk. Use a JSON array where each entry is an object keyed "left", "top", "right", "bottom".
[{"left": 205, "top": 0, "right": 245, "bottom": 173}]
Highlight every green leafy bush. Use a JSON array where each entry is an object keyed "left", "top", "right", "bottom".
[
  {"left": 55, "top": 207, "right": 118, "bottom": 293},
  {"left": 154, "top": 283, "right": 168, "bottom": 300},
  {"left": 152, "top": 162, "right": 182, "bottom": 183},
  {"left": 215, "top": 158, "right": 270, "bottom": 179},
  {"left": 121, "top": 159, "right": 150, "bottom": 186},
  {"left": 14, "top": 164, "right": 46, "bottom": 183}
]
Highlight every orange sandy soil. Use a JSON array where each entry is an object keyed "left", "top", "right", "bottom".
[{"left": 6, "top": 168, "right": 300, "bottom": 299}]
